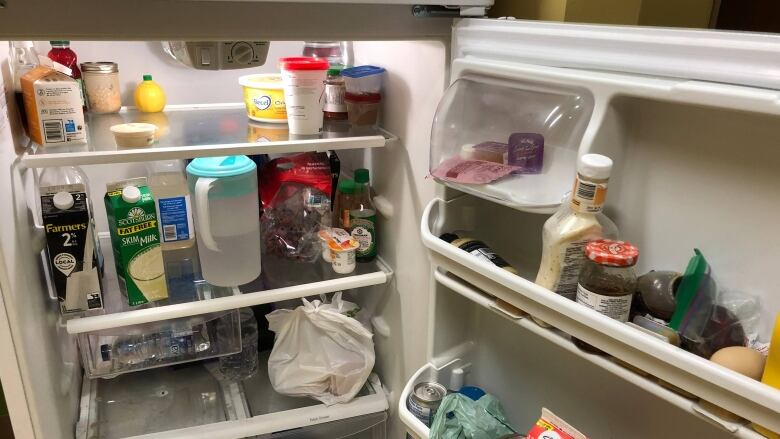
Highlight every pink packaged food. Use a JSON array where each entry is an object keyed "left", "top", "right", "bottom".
[{"left": 431, "top": 156, "right": 519, "bottom": 184}]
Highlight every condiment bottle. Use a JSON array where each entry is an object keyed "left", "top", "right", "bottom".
[
  {"left": 535, "top": 154, "right": 618, "bottom": 299},
  {"left": 440, "top": 233, "right": 519, "bottom": 275},
  {"left": 333, "top": 179, "right": 356, "bottom": 230},
  {"left": 48, "top": 40, "right": 85, "bottom": 109},
  {"left": 323, "top": 68, "right": 348, "bottom": 120},
  {"left": 134, "top": 74, "right": 166, "bottom": 113},
  {"left": 350, "top": 169, "right": 377, "bottom": 262},
  {"left": 574, "top": 239, "right": 639, "bottom": 353}
]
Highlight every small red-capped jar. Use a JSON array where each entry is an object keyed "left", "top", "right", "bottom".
[{"left": 575, "top": 239, "right": 639, "bottom": 353}]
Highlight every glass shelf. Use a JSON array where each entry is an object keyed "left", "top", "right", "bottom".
[
  {"left": 65, "top": 235, "right": 392, "bottom": 335},
  {"left": 22, "top": 104, "right": 394, "bottom": 167}
]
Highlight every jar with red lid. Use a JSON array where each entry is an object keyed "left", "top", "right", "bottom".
[{"left": 574, "top": 239, "right": 639, "bottom": 353}]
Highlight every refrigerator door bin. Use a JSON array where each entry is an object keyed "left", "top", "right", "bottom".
[
  {"left": 429, "top": 75, "right": 593, "bottom": 214},
  {"left": 78, "top": 309, "right": 241, "bottom": 379},
  {"left": 421, "top": 195, "right": 780, "bottom": 432},
  {"left": 400, "top": 273, "right": 768, "bottom": 439}
]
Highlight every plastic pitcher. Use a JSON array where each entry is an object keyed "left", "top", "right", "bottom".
[{"left": 186, "top": 156, "right": 260, "bottom": 286}]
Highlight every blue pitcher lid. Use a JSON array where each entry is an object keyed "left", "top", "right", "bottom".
[
  {"left": 187, "top": 155, "right": 256, "bottom": 177},
  {"left": 342, "top": 65, "right": 385, "bottom": 78}
]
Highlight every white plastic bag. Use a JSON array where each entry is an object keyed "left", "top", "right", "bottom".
[{"left": 266, "top": 293, "right": 375, "bottom": 405}]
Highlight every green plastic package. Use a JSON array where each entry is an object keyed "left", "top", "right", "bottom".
[{"left": 430, "top": 393, "right": 517, "bottom": 439}]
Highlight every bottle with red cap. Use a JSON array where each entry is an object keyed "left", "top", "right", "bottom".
[{"left": 574, "top": 239, "right": 639, "bottom": 353}]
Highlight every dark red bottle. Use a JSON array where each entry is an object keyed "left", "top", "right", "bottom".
[{"left": 48, "top": 40, "right": 86, "bottom": 109}]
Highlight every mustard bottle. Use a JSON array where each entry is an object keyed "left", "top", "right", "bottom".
[
  {"left": 134, "top": 74, "right": 166, "bottom": 113},
  {"left": 753, "top": 313, "right": 780, "bottom": 438}
]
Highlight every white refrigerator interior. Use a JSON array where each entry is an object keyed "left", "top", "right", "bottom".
[{"left": 0, "top": 15, "right": 778, "bottom": 439}]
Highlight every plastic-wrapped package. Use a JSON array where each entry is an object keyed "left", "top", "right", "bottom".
[
  {"left": 261, "top": 182, "right": 331, "bottom": 262},
  {"left": 672, "top": 249, "right": 761, "bottom": 358},
  {"left": 429, "top": 392, "right": 516, "bottom": 439}
]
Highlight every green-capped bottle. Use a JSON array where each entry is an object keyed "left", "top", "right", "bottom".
[{"left": 349, "top": 169, "right": 377, "bottom": 262}]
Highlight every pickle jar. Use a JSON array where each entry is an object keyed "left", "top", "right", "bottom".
[
  {"left": 574, "top": 239, "right": 639, "bottom": 353},
  {"left": 81, "top": 62, "right": 121, "bottom": 113}
]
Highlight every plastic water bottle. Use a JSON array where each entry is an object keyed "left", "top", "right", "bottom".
[
  {"left": 217, "top": 308, "right": 258, "bottom": 380},
  {"left": 101, "top": 325, "right": 211, "bottom": 366}
]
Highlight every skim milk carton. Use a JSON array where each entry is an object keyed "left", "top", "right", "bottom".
[{"left": 105, "top": 178, "right": 168, "bottom": 306}]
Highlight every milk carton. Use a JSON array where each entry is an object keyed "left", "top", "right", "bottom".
[
  {"left": 21, "top": 66, "right": 86, "bottom": 147},
  {"left": 105, "top": 178, "right": 168, "bottom": 306},
  {"left": 41, "top": 184, "right": 103, "bottom": 313}
]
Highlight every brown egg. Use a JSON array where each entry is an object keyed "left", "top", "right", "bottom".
[
  {"left": 710, "top": 346, "right": 766, "bottom": 380},
  {"left": 698, "top": 347, "right": 767, "bottom": 422}
]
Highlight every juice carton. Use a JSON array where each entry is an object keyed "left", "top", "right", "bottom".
[
  {"left": 41, "top": 184, "right": 103, "bottom": 313},
  {"left": 105, "top": 178, "right": 168, "bottom": 306},
  {"left": 21, "top": 66, "right": 86, "bottom": 147}
]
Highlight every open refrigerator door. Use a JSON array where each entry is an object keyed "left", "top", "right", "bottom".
[{"left": 401, "top": 18, "right": 780, "bottom": 439}]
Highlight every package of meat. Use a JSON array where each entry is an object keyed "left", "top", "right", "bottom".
[{"left": 431, "top": 156, "right": 519, "bottom": 184}]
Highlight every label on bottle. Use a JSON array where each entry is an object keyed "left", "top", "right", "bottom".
[
  {"left": 157, "top": 195, "right": 194, "bottom": 242},
  {"left": 570, "top": 175, "right": 607, "bottom": 214},
  {"left": 576, "top": 284, "right": 632, "bottom": 322},
  {"left": 552, "top": 239, "right": 589, "bottom": 300},
  {"left": 349, "top": 213, "right": 377, "bottom": 258},
  {"left": 324, "top": 82, "right": 347, "bottom": 113}
]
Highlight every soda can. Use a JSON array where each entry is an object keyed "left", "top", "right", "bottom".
[{"left": 406, "top": 382, "right": 447, "bottom": 427}]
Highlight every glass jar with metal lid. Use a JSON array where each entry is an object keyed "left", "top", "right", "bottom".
[
  {"left": 574, "top": 239, "right": 639, "bottom": 353},
  {"left": 81, "top": 62, "right": 121, "bottom": 113}
]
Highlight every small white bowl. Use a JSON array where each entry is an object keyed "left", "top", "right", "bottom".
[{"left": 110, "top": 123, "right": 157, "bottom": 148}]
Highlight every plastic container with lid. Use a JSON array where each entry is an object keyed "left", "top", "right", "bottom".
[
  {"left": 279, "top": 57, "right": 330, "bottom": 135},
  {"left": 574, "top": 239, "right": 639, "bottom": 353},
  {"left": 302, "top": 41, "right": 350, "bottom": 68},
  {"left": 342, "top": 65, "right": 386, "bottom": 95},
  {"left": 81, "top": 62, "right": 121, "bottom": 114},
  {"left": 346, "top": 92, "right": 381, "bottom": 127},
  {"left": 186, "top": 156, "right": 261, "bottom": 287},
  {"left": 110, "top": 123, "right": 157, "bottom": 148},
  {"left": 239, "top": 73, "right": 287, "bottom": 124}
]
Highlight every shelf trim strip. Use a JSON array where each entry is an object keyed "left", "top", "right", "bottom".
[{"left": 66, "top": 259, "right": 392, "bottom": 335}]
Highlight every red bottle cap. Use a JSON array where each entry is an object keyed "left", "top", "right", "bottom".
[
  {"left": 279, "top": 57, "right": 329, "bottom": 71},
  {"left": 585, "top": 239, "right": 639, "bottom": 267}
]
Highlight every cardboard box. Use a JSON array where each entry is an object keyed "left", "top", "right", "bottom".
[{"left": 21, "top": 66, "right": 86, "bottom": 147}]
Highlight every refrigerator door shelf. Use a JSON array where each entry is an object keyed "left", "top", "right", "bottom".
[
  {"left": 21, "top": 104, "right": 395, "bottom": 168},
  {"left": 400, "top": 272, "right": 770, "bottom": 439},
  {"left": 65, "top": 235, "right": 393, "bottom": 335},
  {"left": 421, "top": 197, "right": 780, "bottom": 433}
]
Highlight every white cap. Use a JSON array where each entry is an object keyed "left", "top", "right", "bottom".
[
  {"left": 122, "top": 185, "right": 141, "bottom": 203},
  {"left": 578, "top": 154, "right": 613, "bottom": 180},
  {"left": 52, "top": 191, "right": 74, "bottom": 210}
]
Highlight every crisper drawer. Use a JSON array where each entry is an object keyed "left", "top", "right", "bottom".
[
  {"left": 76, "top": 363, "right": 242, "bottom": 439},
  {"left": 78, "top": 309, "right": 241, "bottom": 378}
]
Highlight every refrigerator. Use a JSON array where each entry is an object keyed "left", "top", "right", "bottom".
[{"left": 0, "top": 3, "right": 779, "bottom": 438}]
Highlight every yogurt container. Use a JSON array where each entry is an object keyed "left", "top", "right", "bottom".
[
  {"left": 330, "top": 239, "right": 359, "bottom": 274},
  {"left": 239, "top": 73, "right": 287, "bottom": 124},
  {"left": 320, "top": 228, "right": 359, "bottom": 274}
]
